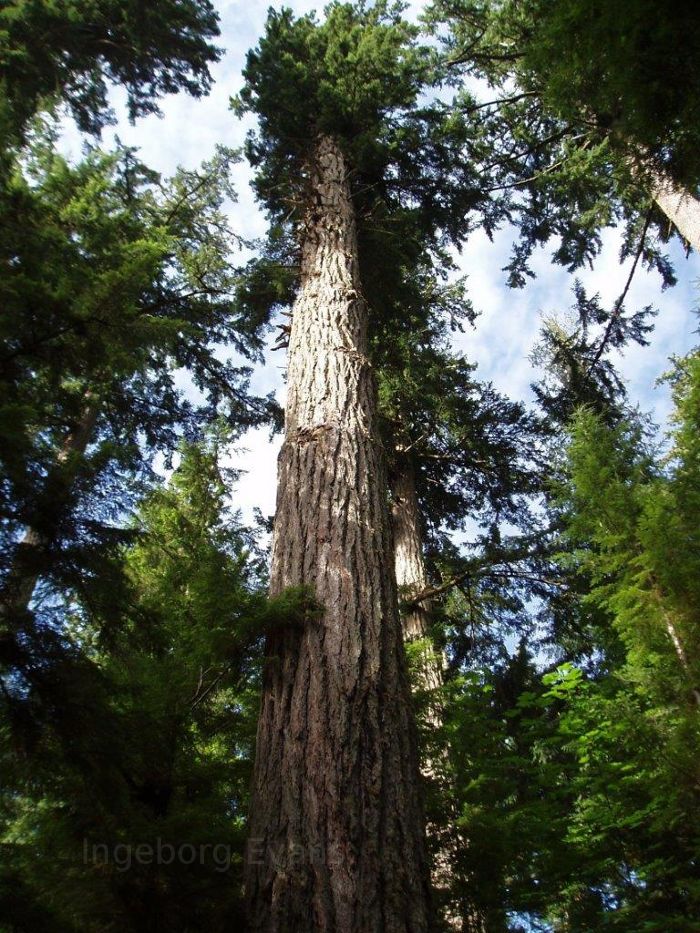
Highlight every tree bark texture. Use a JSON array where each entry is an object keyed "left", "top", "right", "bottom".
[
  {"left": 391, "top": 460, "right": 469, "bottom": 932},
  {"left": 650, "top": 171, "right": 700, "bottom": 253},
  {"left": 245, "top": 136, "right": 430, "bottom": 933},
  {"left": 623, "top": 145, "right": 700, "bottom": 253}
]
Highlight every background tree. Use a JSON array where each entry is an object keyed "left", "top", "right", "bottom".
[
  {"left": 0, "top": 137, "right": 278, "bottom": 685},
  {"left": 0, "top": 9, "right": 284, "bottom": 926},
  {"left": 0, "top": 0, "right": 276, "bottom": 700},
  {"left": 0, "top": 0, "right": 221, "bottom": 143},
  {"left": 0, "top": 436, "right": 307, "bottom": 932},
  {"left": 531, "top": 352, "right": 700, "bottom": 928},
  {"left": 433, "top": 293, "right": 700, "bottom": 929},
  {"left": 426, "top": 0, "right": 700, "bottom": 277}
]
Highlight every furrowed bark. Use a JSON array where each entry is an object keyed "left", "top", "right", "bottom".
[
  {"left": 0, "top": 399, "right": 99, "bottom": 624},
  {"left": 245, "top": 135, "right": 430, "bottom": 933}
]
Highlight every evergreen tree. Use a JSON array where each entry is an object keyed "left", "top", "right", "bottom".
[
  {"left": 535, "top": 353, "right": 700, "bottom": 928},
  {"left": 0, "top": 0, "right": 221, "bottom": 143},
  {"left": 443, "top": 348, "right": 700, "bottom": 930},
  {"left": 0, "top": 0, "right": 278, "bottom": 681},
  {"left": 234, "top": 3, "right": 498, "bottom": 927},
  {"left": 426, "top": 0, "right": 700, "bottom": 272},
  {"left": 0, "top": 437, "right": 306, "bottom": 932},
  {"left": 0, "top": 138, "right": 276, "bottom": 637}
]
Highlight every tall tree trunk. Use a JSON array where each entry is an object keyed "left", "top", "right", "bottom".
[
  {"left": 392, "top": 460, "right": 486, "bottom": 933},
  {"left": 391, "top": 459, "right": 444, "bottom": 695},
  {"left": 650, "top": 171, "right": 700, "bottom": 253},
  {"left": 245, "top": 135, "right": 430, "bottom": 933},
  {"left": 0, "top": 399, "right": 99, "bottom": 624}
]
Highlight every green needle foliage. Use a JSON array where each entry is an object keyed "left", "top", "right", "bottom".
[
  {"left": 0, "top": 0, "right": 221, "bottom": 142},
  {"left": 0, "top": 137, "right": 278, "bottom": 632},
  {"left": 425, "top": 0, "right": 700, "bottom": 285},
  {"left": 0, "top": 436, "right": 306, "bottom": 933},
  {"left": 0, "top": 6, "right": 294, "bottom": 931},
  {"left": 534, "top": 355, "right": 700, "bottom": 928},
  {"left": 0, "top": 0, "right": 277, "bottom": 659},
  {"left": 443, "top": 352, "right": 700, "bottom": 930}
]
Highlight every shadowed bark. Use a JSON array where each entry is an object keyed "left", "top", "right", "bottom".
[
  {"left": 392, "top": 459, "right": 475, "bottom": 932},
  {"left": 392, "top": 460, "right": 444, "bottom": 696}
]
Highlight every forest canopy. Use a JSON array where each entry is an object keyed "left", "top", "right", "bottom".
[{"left": 0, "top": 2, "right": 698, "bottom": 931}]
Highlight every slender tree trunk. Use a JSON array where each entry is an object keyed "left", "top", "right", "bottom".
[
  {"left": 391, "top": 460, "right": 457, "bottom": 923},
  {"left": 649, "top": 171, "right": 700, "bottom": 252},
  {"left": 391, "top": 460, "right": 443, "bottom": 695},
  {"left": 392, "top": 460, "right": 496, "bottom": 933},
  {"left": 245, "top": 135, "right": 430, "bottom": 933},
  {"left": 650, "top": 583, "right": 700, "bottom": 707},
  {"left": 0, "top": 399, "right": 99, "bottom": 623}
]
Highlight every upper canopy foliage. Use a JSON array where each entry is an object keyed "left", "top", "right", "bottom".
[
  {"left": 430, "top": 0, "right": 700, "bottom": 186},
  {"left": 236, "top": 1, "right": 495, "bottom": 251},
  {"left": 0, "top": 0, "right": 222, "bottom": 141},
  {"left": 0, "top": 138, "right": 277, "bottom": 595},
  {"left": 424, "top": 0, "right": 699, "bottom": 287}
]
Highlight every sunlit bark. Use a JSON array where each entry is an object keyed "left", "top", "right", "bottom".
[{"left": 245, "top": 135, "right": 430, "bottom": 933}]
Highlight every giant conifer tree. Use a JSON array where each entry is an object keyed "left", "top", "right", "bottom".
[{"left": 236, "top": 3, "right": 489, "bottom": 928}]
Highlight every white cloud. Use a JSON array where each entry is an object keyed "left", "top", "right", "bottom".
[{"left": 452, "top": 221, "right": 699, "bottom": 428}]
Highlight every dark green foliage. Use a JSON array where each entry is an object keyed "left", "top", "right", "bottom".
[
  {"left": 0, "top": 5, "right": 296, "bottom": 930},
  {"left": 0, "top": 438, "right": 307, "bottom": 932},
  {"left": 235, "top": 2, "right": 430, "bottom": 210},
  {"left": 431, "top": 0, "right": 700, "bottom": 184},
  {"left": 0, "top": 137, "right": 277, "bottom": 635},
  {"left": 441, "top": 647, "right": 573, "bottom": 930},
  {"left": 236, "top": 3, "right": 427, "bottom": 171},
  {"left": 426, "top": 0, "right": 695, "bottom": 284},
  {"left": 519, "top": 0, "right": 700, "bottom": 187},
  {"left": 534, "top": 365, "right": 700, "bottom": 927},
  {"left": 0, "top": 0, "right": 221, "bottom": 141}
]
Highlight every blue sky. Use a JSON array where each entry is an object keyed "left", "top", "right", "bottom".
[{"left": 58, "top": 0, "right": 700, "bottom": 525}]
